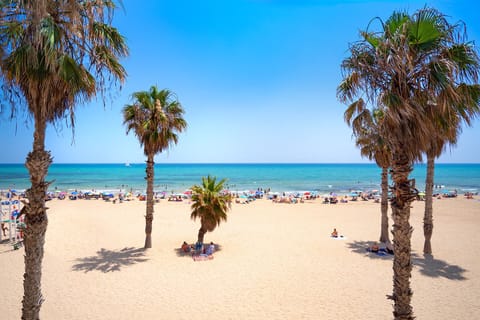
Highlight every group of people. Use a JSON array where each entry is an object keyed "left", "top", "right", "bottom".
[
  {"left": 182, "top": 241, "right": 216, "bottom": 260},
  {"left": 330, "top": 227, "right": 394, "bottom": 255}
]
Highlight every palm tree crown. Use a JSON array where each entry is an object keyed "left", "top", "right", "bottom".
[
  {"left": 1, "top": 0, "right": 128, "bottom": 126},
  {"left": 338, "top": 8, "right": 479, "bottom": 162},
  {"left": 123, "top": 86, "right": 187, "bottom": 156}
]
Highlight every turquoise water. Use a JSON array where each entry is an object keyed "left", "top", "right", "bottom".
[{"left": 0, "top": 163, "right": 479, "bottom": 194}]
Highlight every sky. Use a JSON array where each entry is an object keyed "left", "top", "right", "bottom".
[{"left": 1, "top": 0, "right": 479, "bottom": 164}]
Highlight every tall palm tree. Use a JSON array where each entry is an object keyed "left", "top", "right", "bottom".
[
  {"left": 344, "top": 103, "right": 392, "bottom": 243},
  {"left": 423, "top": 84, "right": 480, "bottom": 255},
  {"left": 338, "top": 7, "right": 478, "bottom": 319},
  {"left": 190, "top": 175, "right": 232, "bottom": 244},
  {"left": 0, "top": 1, "right": 127, "bottom": 318},
  {"left": 123, "top": 86, "right": 186, "bottom": 249}
]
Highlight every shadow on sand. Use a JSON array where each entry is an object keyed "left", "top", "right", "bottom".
[
  {"left": 72, "top": 247, "right": 148, "bottom": 273},
  {"left": 346, "top": 240, "right": 467, "bottom": 280},
  {"left": 174, "top": 243, "right": 223, "bottom": 258}
]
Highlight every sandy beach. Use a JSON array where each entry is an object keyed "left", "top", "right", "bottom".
[{"left": 1, "top": 196, "right": 479, "bottom": 319}]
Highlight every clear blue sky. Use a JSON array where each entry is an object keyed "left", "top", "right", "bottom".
[{"left": 1, "top": 0, "right": 479, "bottom": 163}]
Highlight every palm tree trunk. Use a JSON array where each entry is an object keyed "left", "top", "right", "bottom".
[
  {"left": 379, "top": 166, "right": 390, "bottom": 243},
  {"left": 197, "top": 226, "right": 207, "bottom": 244},
  {"left": 22, "top": 116, "right": 52, "bottom": 320},
  {"left": 144, "top": 154, "right": 154, "bottom": 249},
  {"left": 390, "top": 150, "right": 415, "bottom": 320},
  {"left": 423, "top": 153, "right": 435, "bottom": 255}
]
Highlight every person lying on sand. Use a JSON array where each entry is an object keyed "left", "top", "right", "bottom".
[
  {"left": 367, "top": 242, "right": 394, "bottom": 255},
  {"left": 385, "top": 242, "right": 394, "bottom": 254}
]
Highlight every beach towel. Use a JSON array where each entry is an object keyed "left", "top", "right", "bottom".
[
  {"left": 192, "top": 254, "right": 214, "bottom": 261},
  {"left": 366, "top": 248, "right": 393, "bottom": 256}
]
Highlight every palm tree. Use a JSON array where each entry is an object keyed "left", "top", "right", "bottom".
[
  {"left": 123, "top": 86, "right": 186, "bottom": 249},
  {"left": 190, "top": 176, "right": 232, "bottom": 244},
  {"left": 423, "top": 84, "right": 480, "bottom": 255},
  {"left": 344, "top": 103, "right": 392, "bottom": 243},
  {"left": 338, "top": 7, "right": 479, "bottom": 319},
  {"left": 0, "top": 1, "right": 127, "bottom": 318}
]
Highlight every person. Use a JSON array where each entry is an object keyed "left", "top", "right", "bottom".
[
  {"left": 331, "top": 228, "right": 338, "bottom": 238},
  {"left": 385, "top": 242, "right": 394, "bottom": 254},
  {"left": 1, "top": 223, "right": 7, "bottom": 237},
  {"left": 370, "top": 242, "right": 380, "bottom": 253},
  {"left": 194, "top": 241, "right": 203, "bottom": 253},
  {"left": 205, "top": 242, "right": 215, "bottom": 256},
  {"left": 181, "top": 241, "right": 191, "bottom": 253}
]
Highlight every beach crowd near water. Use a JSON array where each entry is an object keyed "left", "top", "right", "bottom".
[{"left": 1, "top": 182, "right": 478, "bottom": 205}]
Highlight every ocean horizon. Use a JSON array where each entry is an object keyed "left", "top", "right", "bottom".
[{"left": 1, "top": 163, "right": 479, "bottom": 195}]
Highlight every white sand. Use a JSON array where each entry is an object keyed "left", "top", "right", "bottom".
[{"left": 1, "top": 196, "right": 479, "bottom": 319}]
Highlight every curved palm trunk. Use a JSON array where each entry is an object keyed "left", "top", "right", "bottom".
[
  {"left": 197, "top": 225, "right": 207, "bottom": 244},
  {"left": 379, "top": 166, "right": 390, "bottom": 243},
  {"left": 390, "top": 150, "right": 415, "bottom": 320},
  {"left": 22, "top": 116, "right": 52, "bottom": 320},
  {"left": 423, "top": 153, "right": 435, "bottom": 255},
  {"left": 144, "top": 154, "right": 155, "bottom": 248}
]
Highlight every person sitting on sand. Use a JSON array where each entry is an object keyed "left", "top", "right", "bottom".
[
  {"left": 181, "top": 241, "right": 191, "bottom": 253},
  {"left": 205, "top": 242, "right": 215, "bottom": 256},
  {"left": 331, "top": 228, "right": 338, "bottom": 238},
  {"left": 194, "top": 241, "right": 203, "bottom": 253}
]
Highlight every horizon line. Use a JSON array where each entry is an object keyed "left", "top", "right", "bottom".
[{"left": 1, "top": 162, "right": 479, "bottom": 165}]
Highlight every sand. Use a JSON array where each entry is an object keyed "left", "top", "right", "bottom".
[{"left": 1, "top": 196, "right": 479, "bottom": 319}]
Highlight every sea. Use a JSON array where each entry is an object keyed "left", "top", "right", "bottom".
[{"left": 0, "top": 163, "right": 479, "bottom": 195}]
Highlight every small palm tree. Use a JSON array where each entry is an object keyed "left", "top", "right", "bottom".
[
  {"left": 344, "top": 103, "right": 392, "bottom": 243},
  {"left": 0, "top": 1, "right": 127, "bottom": 318},
  {"left": 123, "top": 86, "right": 186, "bottom": 249},
  {"left": 190, "top": 176, "right": 232, "bottom": 244}
]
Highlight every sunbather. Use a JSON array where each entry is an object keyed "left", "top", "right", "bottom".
[
  {"left": 206, "top": 242, "right": 215, "bottom": 255},
  {"left": 370, "top": 243, "right": 380, "bottom": 252},
  {"left": 181, "top": 241, "right": 191, "bottom": 253},
  {"left": 331, "top": 228, "right": 338, "bottom": 238}
]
